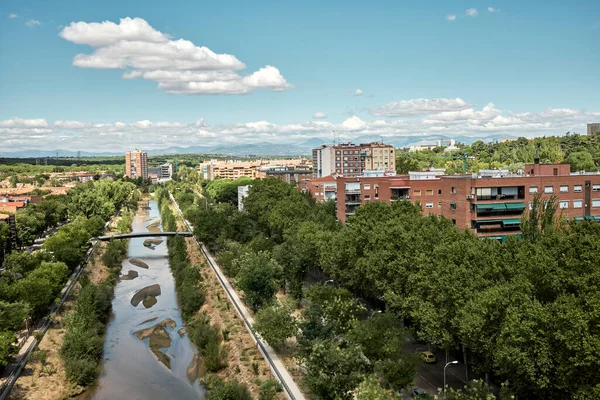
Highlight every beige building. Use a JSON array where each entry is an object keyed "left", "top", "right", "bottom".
[
  {"left": 125, "top": 149, "right": 148, "bottom": 179},
  {"left": 588, "top": 123, "right": 600, "bottom": 136},
  {"left": 199, "top": 158, "right": 311, "bottom": 180},
  {"left": 312, "top": 142, "right": 396, "bottom": 178}
]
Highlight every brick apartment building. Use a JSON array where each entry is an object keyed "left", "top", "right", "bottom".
[
  {"left": 312, "top": 142, "right": 396, "bottom": 178},
  {"left": 328, "top": 162, "right": 600, "bottom": 241},
  {"left": 125, "top": 149, "right": 148, "bottom": 179},
  {"left": 588, "top": 123, "right": 600, "bottom": 137}
]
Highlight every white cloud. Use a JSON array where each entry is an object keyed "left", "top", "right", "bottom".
[
  {"left": 2, "top": 104, "right": 599, "bottom": 152},
  {"left": 353, "top": 89, "right": 363, "bottom": 96},
  {"left": 488, "top": 7, "right": 499, "bottom": 13},
  {"left": 446, "top": 15, "right": 457, "bottom": 21},
  {"left": 313, "top": 112, "right": 328, "bottom": 119},
  {"left": 369, "top": 98, "right": 472, "bottom": 117},
  {"left": 26, "top": 19, "right": 41, "bottom": 27},
  {"left": 59, "top": 17, "right": 291, "bottom": 95},
  {"left": 465, "top": 8, "right": 478, "bottom": 17},
  {"left": 341, "top": 116, "right": 367, "bottom": 131},
  {"left": 9, "top": 14, "right": 18, "bottom": 19}
]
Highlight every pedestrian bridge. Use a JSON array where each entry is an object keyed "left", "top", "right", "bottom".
[{"left": 95, "top": 232, "right": 194, "bottom": 241}]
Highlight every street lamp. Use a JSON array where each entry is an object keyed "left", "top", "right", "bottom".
[
  {"left": 370, "top": 310, "right": 382, "bottom": 317},
  {"left": 444, "top": 360, "right": 458, "bottom": 393},
  {"left": 324, "top": 280, "right": 335, "bottom": 286}
]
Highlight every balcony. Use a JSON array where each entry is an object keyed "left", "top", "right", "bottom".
[
  {"left": 474, "top": 186, "right": 525, "bottom": 201},
  {"left": 472, "top": 218, "right": 522, "bottom": 234},
  {"left": 391, "top": 188, "right": 410, "bottom": 201},
  {"left": 345, "top": 194, "right": 361, "bottom": 205}
]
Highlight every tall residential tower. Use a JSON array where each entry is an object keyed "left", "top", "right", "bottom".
[{"left": 125, "top": 149, "right": 148, "bottom": 179}]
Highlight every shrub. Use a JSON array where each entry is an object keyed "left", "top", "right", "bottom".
[
  {"left": 204, "top": 340, "right": 228, "bottom": 373},
  {"left": 189, "top": 314, "right": 221, "bottom": 351},
  {"left": 207, "top": 378, "right": 252, "bottom": 400}
]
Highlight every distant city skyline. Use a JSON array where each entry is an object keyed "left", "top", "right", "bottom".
[{"left": 1, "top": 0, "right": 599, "bottom": 152}]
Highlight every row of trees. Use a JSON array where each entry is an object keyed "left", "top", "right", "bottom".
[
  {"left": 0, "top": 179, "right": 137, "bottom": 369},
  {"left": 189, "top": 177, "right": 600, "bottom": 399},
  {"left": 396, "top": 134, "right": 600, "bottom": 174}
]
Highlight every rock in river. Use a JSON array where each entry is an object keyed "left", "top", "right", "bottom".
[
  {"left": 134, "top": 318, "right": 176, "bottom": 369},
  {"left": 120, "top": 270, "right": 138, "bottom": 280},
  {"left": 131, "top": 284, "right": 161, "bottom": 307},
  {"left": 143, "top": 238, "right": 163, "bottom": 249},
  {"left": 129, "top": 258, "right": 149, "bottom": 269}
]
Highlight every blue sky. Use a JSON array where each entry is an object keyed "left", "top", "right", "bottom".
[{"left": 0, "top": 0, "right": 599, "bottom": 152}]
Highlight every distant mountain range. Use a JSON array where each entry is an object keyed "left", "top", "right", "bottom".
[{"left": 0, "top": 134, "right": 519, "bottom": 158}]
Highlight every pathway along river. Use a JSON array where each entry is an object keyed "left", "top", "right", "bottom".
[{"left": 87, "top": 199, "right": 204, "bottom": 399}]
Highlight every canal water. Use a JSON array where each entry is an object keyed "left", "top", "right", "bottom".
[{"left": 89, "top": 199, "right": 204, "bottom": 399}]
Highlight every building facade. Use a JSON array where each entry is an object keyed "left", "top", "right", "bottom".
[
  {"left": 329, "top": 163, "right": 600, "bottom": 241},
  {"left": 588, "top": 123, "right": 600, "bottom": 136},
  {"left": 125, "top": 149, "right": 148, "bottom": 179},
  {"left": 312, "top": 142, "right": 395, "bottom": 178}
]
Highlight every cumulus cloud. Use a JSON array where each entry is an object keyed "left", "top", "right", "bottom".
[
  {"left": 369, "top": 98, "right": 472, "bottom": 117},
  {"left": 313, "top": 112, "right": 328, "bottom": 119},
  {"left": 2, "top": 104, "right": 599, "bottom": 153},
  {"left": 26, "top": 19, "right": 41, "bottom": 27},
  {"left": 465, "top": 8, "right": 478, "bottom": 17},
  {"left": 346, "top": 89, "right": 363, "bottom": 96},
  {"left": 9, "top": 14, "right": 18, "bottom": 19},
  {"left": 446, "top": 15, "right": 457, "bottom": 21},
  {"left": 59, "top": 17, "right": 291, "bottom": 95},
  {"left": 488, "top": 7, "right": 499, "bottom": 13}
]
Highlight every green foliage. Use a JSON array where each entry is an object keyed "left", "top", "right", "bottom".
[
  {"left": 14, "top": 261, "right": 68, "bottom": 316},
  {"left": 102, "top": 239, "right": 128, "bottom": 269},
  {"left": 206, "top": 378, "right": 252, "bottom": 400},
  {"left": 235, "top": 251, "right": 282, "bottom": 311},
  {"left": 204, "top": 177, "right": 253, "bottom": 206},
  {"left": 303, "top": 339, "right": 371, "bottom": 400},
  {"left": 204, "top": 340, "right": 228, "bottom": 372},
  {"left": 355, "top": 374, "right": 395, "bottom": 400},
  {"left": 253, "top": 304, "right": 297, "bottom": 349},
  {"left": 60, "top": 284, "right": 112, "bottom": 386},
  {"left": 16, "top": 195, "right": 68, "bottom": 246},
  {"left": 258, "top": 380, "right": 282, "bottom": 400},
  {"left": 189, "top": 314, "right": 221, "bottom": 351},
  {"left": 0, "top": 301, "right": 31, "bottom": 331},
  {"left": 0, "top": 330, "right": 17, "bottom": 367}
]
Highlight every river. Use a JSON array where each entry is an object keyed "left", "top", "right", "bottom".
[{"left": 88, "top": 199, "right": 204, "bottom": 399}]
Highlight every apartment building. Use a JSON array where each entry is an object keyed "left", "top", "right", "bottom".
[
  {"left": 312, "top": 142, "right": 395, "bottom": 178},
  {"left": 588, "top": 123, "right": 600, "bottom": 136},
  {"left": 332, "top": 162, "right": 600, "bottom": 241},
  {"left": 304, "top": 175, "right": 338, "bottom": 202},
  {"left": 199, "top": 158, "right": 311, "bottom": 181},
  {"left": 262, "top": 166, "right": 313, "bottom": 187},
  {"left": 125, "top": 149, "right": 148, "bottom": 179}
]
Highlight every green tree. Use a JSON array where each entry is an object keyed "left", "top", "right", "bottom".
[
  {"left": 253, "top": 304, "right": 297, "bottom": 349},
  {"left": 355, "top": 375, "right": 394, "bottom": 400},
  {"left": 235, "top": 251, "right": 281, "bottom": 311}
]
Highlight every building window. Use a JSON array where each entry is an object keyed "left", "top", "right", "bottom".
[
  {"left": 438, "top": 189, "right": 442, "bottom": 195},
  {"left": 592, "top": 199, "right": 600, "bottom": 208},
  {"left": 374, "top": 185, "right": 379, "bottom": 199},
  {"left": 414, "top": 190, "right": 421, "bottom": 197},
  {"left": 528, "top": 202, "right": 533, "bottom": 210},
  {"left": 426, "top": 189, "right": 434, "bottom": 196},
  {"left": 452, "top": 219, "right": 456, "bottom": 225},
  {"left": 593, "top": 184, "right": 600, "bottom": 192},
  {"left": 574, "top": 185, "right": 583, "bottom": 193},
  {"left": 544, "top": 186, "right": 553, "bottom": 194},
  {"left": 451, "top": 187, "right": 456, "bottom": 194},
  {"left": 560, "top": 185, "right": 568, "bottom": 193},
  {"left": 529, "top": 186, "right": 538, "bottom": 194},
  {"left": 559, "top": 200, "right": 569, "bottom": 209},
  {"left": 573, "top": 200, "right": 583, "bottom": 209},
  {"left": 450, "top": 202, "right": 456, "bottom": 210},
  {"left": 438, "top": 201, "right": 442, "bottom": 208},
  {"left": 553, "top": 168, "right": 558, "bottom": 176},
  {"left": 425, "top": 202, "right": 434, "bottom": 209},
  {"left": 364, "top": 184, "right": 371, "bottom": 190},
  {"left": 364, "top": 195, "right": 371, "bottom": 201}
]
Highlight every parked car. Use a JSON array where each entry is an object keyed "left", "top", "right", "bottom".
[
  {"left": 419, "top": 351, "right": 436, "bottom": 363},
  {"left": 411, "top": 387, "right": 429, "bottom": 398}
]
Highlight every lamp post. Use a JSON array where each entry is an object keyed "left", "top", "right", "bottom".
[
  {"left": 370, "top": 310, "right": 382, "bottom": 317},
  {"left": 324, "top": 280, "right": 334, "bottom": 286},
  {"left": 444, "top": 360, "right": 458, "bottom": 393}
]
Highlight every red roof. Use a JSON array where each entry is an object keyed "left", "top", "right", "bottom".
[{"left": 0, "top": 202, "right": 26, "bottom": 208}]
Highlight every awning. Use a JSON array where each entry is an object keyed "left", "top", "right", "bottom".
[
  {"left": 475, "top": 203, "right": 506, "bottom": 211},
  {"left": 473, "top": 219, "right": 502, "bottom": 226},
  {"left": 505, "top": 202, "right": 526, "bottom": 210},
  {"left": 574, "top": 217, "right": 585, "bottom": 221},
  {"left": 502, "top": 219, "right": 521, "bottom": 227}
]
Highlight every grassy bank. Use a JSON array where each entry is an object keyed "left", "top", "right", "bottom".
[
  {"left": 10, "top": 206, "right": 135, "bottom": 399},
  {"left": 154, "top": 187, "right": 284, "bottom": 400}
]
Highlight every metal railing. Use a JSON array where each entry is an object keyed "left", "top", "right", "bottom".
[{"left": 169, "top": 193, "right": 301, "bottom": 400}]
